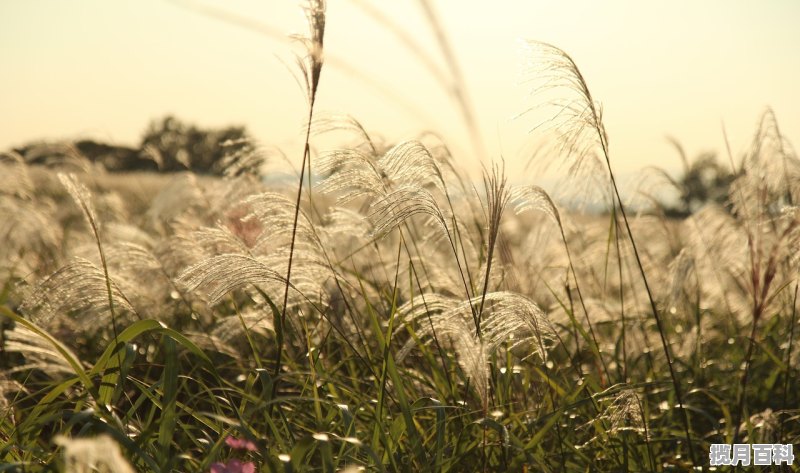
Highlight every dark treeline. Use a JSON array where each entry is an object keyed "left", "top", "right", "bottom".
[{"left": 12, "top": 116, "right": 251, "bottom": 175}]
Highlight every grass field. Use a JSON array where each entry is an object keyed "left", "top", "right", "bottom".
[{"left": 2, "top": 2, "right": 799, "bottom": 472}]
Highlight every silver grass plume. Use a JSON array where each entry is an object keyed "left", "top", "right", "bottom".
[
  {"left": 518, "top": 40, "right": 609, "bottom": 179},
  {"left": 0, "top": 151, "right": 33, "bottom": 199},
  {"left": 475, "top": 165, "right": 510, "bottom": 334},
  {"left": 54, "top": 435, "right": 135, "bottom": 473},
  {"left": 369, "top": 185, "right": 452, "bottom": 239},
  {"left": 317, "top": 147, "right": 385, "bottom": 203},
  {"left": 580, "top": 386, "right": 647, "bottom": 446},
  {"left": 218, "top": 138, "right": 271, "bottom": 178},
  {"left": 212, "top": 306, "right": 275, "bottom": 346},
  {"left": 311, "top": 112, "right": 377, "bottom": 156},
  {"left": 177, "top": 254, "right": 287, "bottom": 306},
  {"left": 397, "top": 291, "right": 554, "bottom": 407},
  {"left": 398, "top": 291, "right": 554, "bottom": 361},
  {"left": 522, "top": 39, "right": 698, "bottom": 465},
  {"left": 294, "top": 0, "right": 326, "bottom": 105},
  {"left": 244, "top": 192, "right": 322, "bottom": 251},
  {"left": 20, "top": 257, "right": 134, "bottom": 327},
  {"left": 741, "top": 109, "right": 799, "bottom": 205},
  {"left": 510, "top": 185, "right": 562, "bottom": 227},
  {"left": 0, "top": 198, "right": 62, "bottom": 275},
  {"left": 378, "top": 141, "right": 447, "bottom": 194},
  {"left": 58, "top": 172, "right": 124, "bottom": 340},
  {"left": 4, "top": 325, "right": 78, "bottom": 376},
  {"left": 145, "top": 173, "right": 206, "bottom": 228},
  {"left": 317, "top": 139, "right": 448, "bottom": 203}
]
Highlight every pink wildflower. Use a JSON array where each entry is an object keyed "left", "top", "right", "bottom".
[
  {"left": 209, "top": 459, "right": 256, "bottom": 473},
  {"left": 225, "top": 436, "right": 258, "bottom": 452}
]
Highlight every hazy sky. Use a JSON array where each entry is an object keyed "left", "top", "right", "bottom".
[{"left": 1, "top": 1, "right": 798, "bottom": 180}]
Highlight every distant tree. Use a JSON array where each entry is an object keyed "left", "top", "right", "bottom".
[
  {"left": 139, "top": 116, "right": 251, "bottom": 174},
  {"left": 663, "top": 138, "right": 738, "bottom": 217},
  {"left": 73, "top": 140, "right": 154, "bottom": 172}
]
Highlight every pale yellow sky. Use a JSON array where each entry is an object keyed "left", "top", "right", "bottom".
[{"left": 1, "top": 1, "right": 798, "bottom": 179}]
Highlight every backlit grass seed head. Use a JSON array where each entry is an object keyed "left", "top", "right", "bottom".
[
  {"left": 398, "top": 291, "right": 554, "bottom": 371},
  {"left": 58, "top": 173, "right": 99, "bottom": 234},
  {"left": 378, "top": 141, "right": 447, "bottom": 193},
  {"left": 317, "top": 148, "right": 384, "bottom": 203},
  {"left": 20, "top": 257, "right": 134, "bottom": 327},
  {"left": 293, "top": 0, "right": 326, "bottom": 103},
  {"left": 584, "top": 387, "right": 647, "bottom": 442},
  {"left": 0, "top": 199, "right": 62, "bottom": 274},
  {"left": 54, "top": 435, "right": 135, "bottom": 473},
  {"left": 311, "top": 113, "right": 377, "bottom": 155},
  {"left": 4, "top": 325, "right": 78, "bottom": 377},
  {"left": 510, "top": 185, "right": 562, "bottom": 228},
  {"left": 177, "top": 254, "right": 287, "bottom": 306},
  {"left": 370, "top": 185, "right": 452, "bottom": 239},
  {"left": 0, "top": 151, "right": 33, "bottom": 198},
  {"left": 318, "top": 139, "right": 447, "bottom": 205},
  {"left": 519, "top": 41, "right": 608, "bottom": 173}
]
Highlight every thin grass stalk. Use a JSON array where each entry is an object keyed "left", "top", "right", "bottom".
[
  {"left": 612, "top": 209, "right": 628, "bottom": 382},
  {"left": 733, "top": 220, "right": 797, "bottom": 443},
  {"left": 634, "top": 391, "right": 657, "bottom": 472},
  {"left": 563, "top": 228, "right": 610, "bottom": 384},
  {"left": 272, "top": 0, "right": 326, "bottom": 405},
  {"left": 476, "top": 165, "right": 509, "bottom": 339},
  {"left": 523, "top": 43, "right": 694, "bottom": 460},
  {"left": 779, "top": 283, "right": 798, "bottom": 443},
  {"left": 417, "top": 0, "right": 486, "bottom": 160},
  {"left": 605, "top": 157, "right": 697, "bottom": 466}
]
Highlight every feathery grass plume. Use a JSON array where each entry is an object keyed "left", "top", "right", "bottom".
[
  {"left": 4, "top": 324, "right": 78, "bottom": 376},
  {"left": 272, "top": 0, "right": 327, "bottom": 391},
  {"left": 311, "top": 112, "right": 377, "bottom": 154},
  {"left": 145, "top": 173, "right": 207, "bottom": 229},
  {"left": 397, "top": 291, "right": 554, "bottom": 369},
  {"left": 212, "top": 306, "right": 275, "bottom": 345},
  {"left": 665, "top": 248, "right": 696, "bottom": 315},
  {"left": 477, "top": 291, "right": 555, "bottom": 359},
  {"left": 475, "top": 164, "right": 510, "bottom": 333},
  {"left": 397, "top": 292, "right": 491, "bottom": 408},
  {"left": 293, "top": 0, "right": 326, "bottom": 106},
  {"left": 243, "top": 192, "right": 321, "bottom": 249},
  {"left": 58, "top": 172, "right": 126, "bottom": 344},
  {"left": 378, "top": 141, "right": 447, "bottom": 193},
  {"left": 103, "top": 241, "right": 189, "bottom": 317},
  {"left": 519, "top": 41, "right": 607, "bottom": 165},
  {"left": 20, "top": 257, "right": 135, "bottom": 327},
  {"left": 509, "top": 185, "right": 561, "bottom": 227},
  {"left": 742, "top": 109, "right": 800, "bottom": 204},
  {"left": 190, "top": 224, "right": 256, "bottom": 257},
  {"left": 0, "top": 198, "right": 62, "bottom": 275},
  {"left": 317, "top": 147, "right": 384, "bottom": 203},
  {"left": 104, "top": 222, "right": 157, "bottom": 249},
  {"left": 0, "top": 151, "right": 33, "bottom": 199},
  {"left": 54, "top": 434, "right": 135, "bottom": 473},
  {"left": 602, "top": 388, "right": 646, "bottom": 437},
  {"left": 579, "top": 386, "right": 649, "bottom": 452},
  {"left": 510, "top": 181, "right": 613, "bottom": 380},
  {"left": 59, "top": 173, "right": 99, "bottom": 232},
  {"left": 521, "top": 40, "right": 698, "bottom": 464},
  {"left": 370, "top": 185, "right": 452, "bottom": 239},
  {"left": 177, "top": 254, "right": 287, "bottom": 306},
  {"left": 318, "top": 139, "right": 448, "bottom": 205}
]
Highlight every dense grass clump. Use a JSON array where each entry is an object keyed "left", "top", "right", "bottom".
[{"left": 2, "top": 3, "right": 799, "bottom": 472}]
